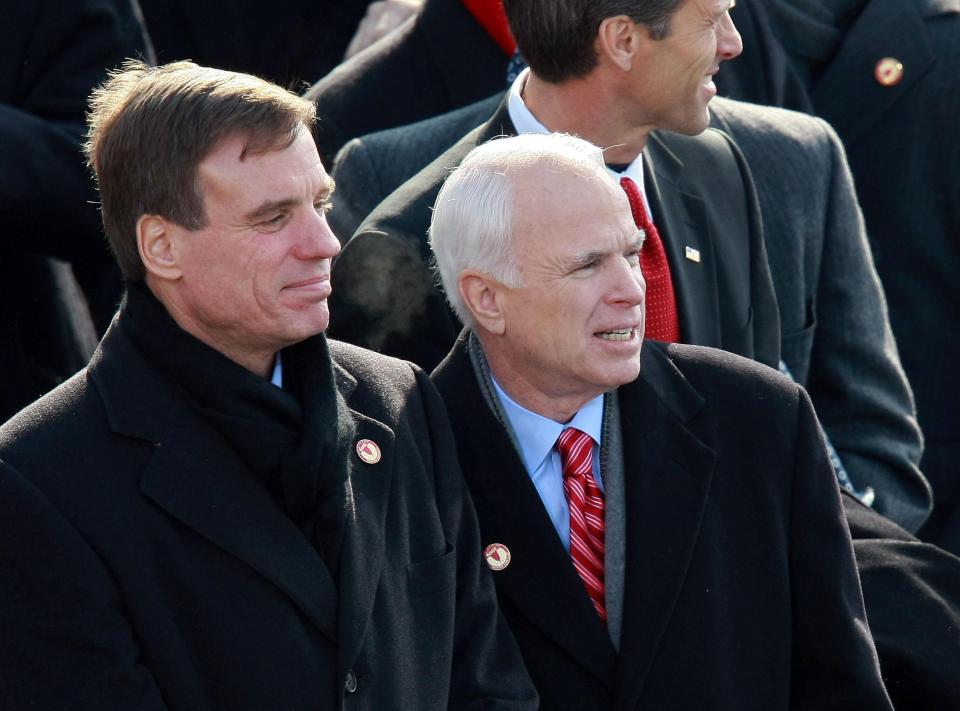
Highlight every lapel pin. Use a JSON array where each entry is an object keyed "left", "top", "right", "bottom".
[
  {"left": 356, "top": 438, "right": 381, "bottom": 464},
  {"left": 685, "top": 245, "right": 701, "bottom": 263},
  {"left": 483, "top": 543, "right": 511, "bottom": 571},
  {"left": 874, "top": 57, "right": 903, "bottom": 87}
]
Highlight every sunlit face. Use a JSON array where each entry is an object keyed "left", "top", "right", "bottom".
[
  {"left": 167, "top": 126, "right": 340, "bottom": 368},
  {"left": 496, "top": 170, "right": 645, "bottom": 410},
  {"left": 631, "top": 0, "right": 742, "bottom": 135}
]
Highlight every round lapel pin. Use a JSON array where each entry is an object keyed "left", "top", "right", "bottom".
[
  {"left": 484, "top": 543, "right": 511, "bottom": 571},
  {"left": 356, "top": 438, "right": 381, "bottom": 464},
  {"left": 874, "top": 57, "right": 903, "bottom": 87}
]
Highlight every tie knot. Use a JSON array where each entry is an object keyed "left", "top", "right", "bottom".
[
  {"left": 619, "top": 176, "right": 650, "bottom": 232},
  {"left": 557, "top": 427, "right": 594, "bottom": 478}
]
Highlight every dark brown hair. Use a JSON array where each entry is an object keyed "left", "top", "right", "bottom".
[
  {"left": 85, "top": 60, "right": 316, "bottom": 281},
  {"left": 503, "top": 0, "right": 684, "bottom": 82}
]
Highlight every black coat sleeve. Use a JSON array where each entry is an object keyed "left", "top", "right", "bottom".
[{"left": 0, "top": 459, "right": 170, "bottom": 710}]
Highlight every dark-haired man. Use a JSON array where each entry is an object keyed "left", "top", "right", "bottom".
[
  {"left": 0, "top": 61, "right": 537, "bottom": 711},
  {"left": 328, "top": 0, "right": 780, "bottom": 377}
]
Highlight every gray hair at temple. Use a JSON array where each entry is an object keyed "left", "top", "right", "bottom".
[{"left": 429, "top": 132, "right": 610, "bottom": 326}]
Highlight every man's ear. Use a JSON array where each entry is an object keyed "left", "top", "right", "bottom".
[
  {"left": 597, "top": 15, "right": 640, "bottom": 72},
  {"left": 459, "top": 270, "right": 507, "bottom": 336},
  {"left": 137, "top": 214, "right": 182, "bottom": 281}
]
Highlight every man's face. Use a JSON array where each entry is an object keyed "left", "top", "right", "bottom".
[
  {"left": 630, "top": 0, "right": 742, "bottom": 135},
  {"left": 169, "top": 126, "right": 340, "bottom": 365},
  {"left": 496, "top": 171, "right": 645, "bottom": 408}
]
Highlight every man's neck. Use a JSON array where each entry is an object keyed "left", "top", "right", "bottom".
[
  {"left": 482, "top": 341, "right": 596, "bottom": 425},
  {"left": 522, "top": 71, "right": 652, "bottom": 165}
]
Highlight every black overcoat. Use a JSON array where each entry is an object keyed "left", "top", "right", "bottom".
[{"left": 0, "top": 317, "right": 537, "bottom": 711}]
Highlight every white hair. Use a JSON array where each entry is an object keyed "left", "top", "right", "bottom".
[{"left": 429, "top": 132, "right": 610, "bottom": 325}]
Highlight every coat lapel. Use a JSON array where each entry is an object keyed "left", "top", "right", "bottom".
[
  {"left": 614, "top": 344, "right": 717, "bottom": 709},
  {"left": 91, "top": 323, "right": 398, "bottom": 650},
  {"left": 434, "top": 338, "right": 617, "bottom": 687},
  {"left": 334, "top": 362, "right": 396, "bottom": 675},
  {"left": 643, "top": 135, "right": 721, "bottom": 349},
  {"left": 812, "top": 0, "right": 935, "bottom": 146}
]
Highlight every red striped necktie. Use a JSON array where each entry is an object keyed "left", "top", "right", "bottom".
[
  {"left": 557, "top": 427, "right": 606, "bottom": 621},
  {"left": 619, "top": 176, "right": 681, "bottom": 343}
]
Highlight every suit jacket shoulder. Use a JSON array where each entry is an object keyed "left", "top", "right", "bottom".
[
  {"left": 709, "top": 96, "right": 929, "bottom": 531},
  {"left": 305, "top": 0, "right": 506, "bottom": 164}
]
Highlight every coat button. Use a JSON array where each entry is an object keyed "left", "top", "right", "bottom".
[{"left": 344, "top": 670, "right": 358, "bottom": 694}]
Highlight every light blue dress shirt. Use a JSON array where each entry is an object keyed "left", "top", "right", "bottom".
[{"left": 491, "top": 376, "right": 604, "bottom": 551}]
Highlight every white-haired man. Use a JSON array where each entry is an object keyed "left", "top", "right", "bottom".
[{"left": 429, "top": 132, "right": 894, "bottom": 711}]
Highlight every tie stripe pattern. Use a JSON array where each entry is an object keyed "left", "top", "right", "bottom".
[
  {"left": 619, "top": 176, "right": 681, "bottom": 343},
  {"left": 557, "top": 427, "right": 607, "bottom": 621}
]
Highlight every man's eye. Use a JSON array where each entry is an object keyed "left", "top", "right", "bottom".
[
  {"left": 261, "top": 213, "right": 285, "bottom": 226},
  {"left": 626, "top": 250, "right": 641, "bottom": 266}
]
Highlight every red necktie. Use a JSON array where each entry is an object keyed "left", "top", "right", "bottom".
[
  {"left": 620, "top": 176, "right": 681, "bottom": 342},
  {"left": 462, "top": 0, "right": 516, "bottom": 56},
  {"left": 557, "top": 427, "right": 606, "bottom": 621}
]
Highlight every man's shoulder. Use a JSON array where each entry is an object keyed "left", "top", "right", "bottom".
[
  {"left": 710, "top": 97, "right": 839, "bottom": 157},
  {"left": 645, "top": 341, "right": 799, "bottom": 411},
  {"left": 357, "top": 121, "right": 491, "bottom": 236},
  {"left": 0, "top": 369, "right": 92, "bottom": 453},
  {"left": 330, "top": 339, "right": 417, "bottom": 382},
  {"left": 0, "top": 367, "right": 117, "bottom": 501}
]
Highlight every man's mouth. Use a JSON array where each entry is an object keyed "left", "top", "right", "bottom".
[{"left": 597, "top": 328, "right": 636, "bottom": 341}]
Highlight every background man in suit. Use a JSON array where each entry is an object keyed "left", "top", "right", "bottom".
[
  {"left": 328, "top": 0, "right": 780, "bottom": 374},
  {"left": 0, "top": 61, "right": 537, "bottom": 711},
  {"left": 327, "top": 90, "right": 930, "bottom": 532},
  {"left": 717, "top": 0, "right": 960, "bottom": 556},
  {"left": 429, "top": 131, "right": 893, "bottom": 710}
]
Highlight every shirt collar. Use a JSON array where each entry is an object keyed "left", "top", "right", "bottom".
[
  {"left": 491, "top": 374, "right": 604, "bottom": 475},
  {"left": 270, "top": 353, "right": 283, "bottom": 388}
]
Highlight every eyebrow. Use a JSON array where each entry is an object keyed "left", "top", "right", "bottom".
[{"left": 242, "top": 177, "right": 335, "bottom": 223}]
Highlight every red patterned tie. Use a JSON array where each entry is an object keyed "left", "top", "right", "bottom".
[
  {"left": 557, "top": 427, "right": 606, "bottom": 621},
  {"left": 619, "top": 176, "right": 681, "bottom": 342}
]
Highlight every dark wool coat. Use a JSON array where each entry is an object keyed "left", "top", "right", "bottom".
[{"left": 0, "top": 315, "right": 537, "bottom": 711}]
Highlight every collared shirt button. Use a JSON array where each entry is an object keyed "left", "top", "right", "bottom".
[{"left": 344, "top": 670, "right": 358, "bottom": 694}]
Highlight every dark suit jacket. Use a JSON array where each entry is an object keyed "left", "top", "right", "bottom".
[
  {"left": 708, "top": 98, "right": 929, "bottom": 531},
  {"left": 0, "top": 0, "right": 147, "bottom": 422},
  {"left": 328, "top": 99, "right": 780, "bottom": 373},
  {"left": 304, "top": 0, "right": 509, "bottom": 165},
  {"left": 721, "top": 0, "right": 960, "bottom": 552},
  {"left": 0, "top": 316, "right": 537, "bottom": 710},
  {"left": 432, "top": 335, "right": 892, "bottom": 710}
]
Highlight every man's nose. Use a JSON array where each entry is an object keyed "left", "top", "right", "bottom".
[
  {"left": 610, "top": 259, "right": 646, "bottom": 308},
  {"left": 296, "top": 209, "right": 341, "bottom": 261},
  {"left": 718, "top": 12, "right": 743, "bottom": 61}
]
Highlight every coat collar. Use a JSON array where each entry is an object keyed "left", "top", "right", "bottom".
[
  {"left": 640, "top": 135, "right": 722, "bottom": 350},
  {"left": 90, "top": 316, "right": 395, "bottom": 662},
  {"left": 433, "top": 334, "right": 716, "bottom": 702},
  {"left": 812, "top": 0, "right": 943, "bottom": 145}
]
